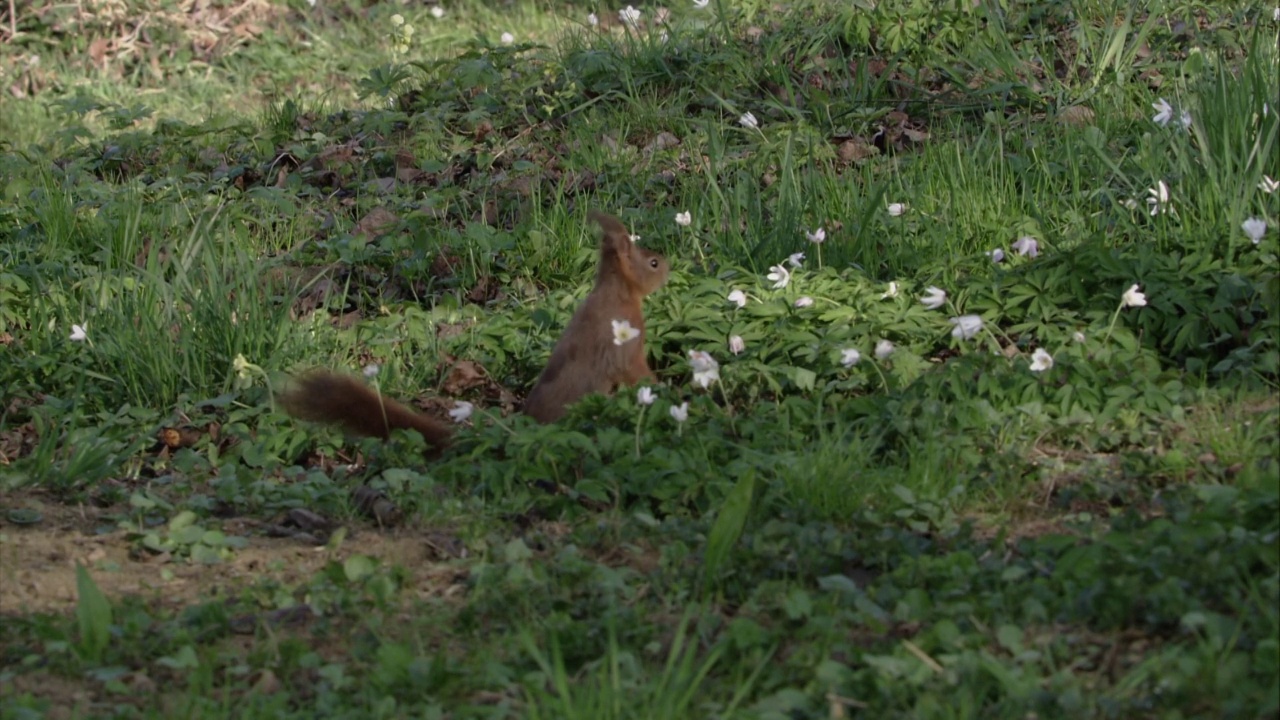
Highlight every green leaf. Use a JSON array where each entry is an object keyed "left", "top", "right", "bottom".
[
  {"left": 995, "top": 624, "right": 1024, "bottom": 654},
  {"left": 156, "top": 644, "right": 200, "bottom": 670},
  {"left": 704, "top": 469, "right": 756, "bottom": 583},
  {"left": 190, "top": 544, "right": 224, "bottom": 565},
  {"left": 344, "top": 554, "right": 378, "bottom": 582},
  {"left": 503, "top": 538, "right": 534, "bottom": 562},
  {"left": 168, "top": 510, "right": 198, "bottom": 532},
  {"left": 75, "top": 564, "right": 112, "bottom": 664},
  {"left": 783, "top": 588, "right": 813, "bottom": 620},
  {"left": 792, "top": 367, "right": 817, "bottom": 391},
  {"left": 173, "top": 525, "right": 206, "bottom": 545}
]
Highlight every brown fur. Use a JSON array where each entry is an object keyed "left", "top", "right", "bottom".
[
  {"left": 278, "top": 371, "right": 454, "bottom": 452},
  {"left": 278, "top": 211, "right": 669, "bottom": 447}
]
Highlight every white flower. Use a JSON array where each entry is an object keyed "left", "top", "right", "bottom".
[
  {"left": 449, "top": 401, "right": 474, "bottom": 423},
  {"left": 1012, "top": 235, "right": 1039, "bottom": 258},
  {"left": 1261, "top": 175, "right": 1279, "bottom": 194},
  {"left": 588, "top": 12, "right": 599, "bottom": 25},
  {"left": 794, "top": 296, "right": 814, "bottom": 308},
  {"left": 1275, "top": 6, "right": 1280, "bottom": 21},
  {"left": 1029, "top": 348, "right": 1054, "bottom": 373},
  {"left": 233, "top": 353, "right": 252, "bottom": 379},
  {"left": 1147, "top": 180, "right": 1172, "bottom": 216},
  {"left": 675, "top": 211, "right": 692, "bottom": 227},
  {"left": 729, "top": 335, "right": 745, "bottom": 355},
  {"left": 430, "top": 6, "right": 444, "bottom": 18},
  {"left": 693, "top": 0, "right": 709, "bottom": 7},
  {"left": 619, "top": 5, "right": 641, "bottom": 25},
  {"left": 1152, "top": 97, "right": 1173, "bottom": 126},
  {"left": 629, "top": 234, "right": 641, "bottom": 243},
  {"left": 392, "top": 23, "right": 413, "bottom": 54},
  {"left": 805, "top": 227, "right": 826, "bottom": 244},
  {"left": 840, "top": 348, "right": 861, "bottom": 367},
  {"left": 920, "top": 285, "right": 947, "bottom": 310},
  {"left": 1243, "top": 217, "right": 1268, "bottom": 244},
  {"left": 362, "top": 363, "right": 380, "bottom": 378},
  {"left": 987, "top": 248, "right": 1005, "bottom": 263},
  {"left": 787, "top": 252, "right": 805, "bottom": 268},
  {"left": 390, "top": 13, "right": 405, "bottom": 26},
  {"left": 949, "top": 314, "right": 984, "bottom": 341},
  {"left": 659, "top": 30, "right": 669, "bottom": 43},
  {"left": 637, "top": 387, "right": 656, "bottom": 406},
  {"left": 1179, "top": 109, "right": 1192, "bottom": 130},
  {"left": 738, "top": 112, "right": 758, "bottom": 129},
  {"left": 886, "top": 203, "right": 907, "bottom": 217},
  {"left": 875, "top": 339, "right": 895, "bottom": 359},
  {"left": 880, "top": 281, "right": 899, "bottom": 299},
  {"left": 612, "top": 319, "right": 641, "bottom": 346},
  {"left": 1073, "top": 331, "right": 1086, "bottom": 343},
  {"left": 500, "top": 32, "right": 515, "bottom": 44},
  {"left": 1122, "top": 284, "right": 1147, "bottom": 308},
  {"left": 727, "top": 289, "right": 747, "bottom": 308},
  {"left": 670, "top": 402, "right": 689, "bottom": 423},
  {"left": 688, "top": 350, "right": 720, "bottom": 388},
  {"left": 767, "top": 264, "right": 791, "bottom": 289},
  {"left": 69, "top": 323, "right": 88, "bottom": 342}
]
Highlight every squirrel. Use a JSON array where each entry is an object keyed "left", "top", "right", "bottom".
[{"left": 277, "top": 210, "right": 670, "bottom": 454}]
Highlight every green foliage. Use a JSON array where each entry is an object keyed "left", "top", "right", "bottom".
[
  {"left": 703, "top": 468, "right": 757, "bottom": 585},
  {"left": 1, "top": 0, "right": 1277, "bottom": 717},
  {"left": 121, "top": 508, "right": 249, "bottom": 564},
  {"left": 837, "top": 0, "right": 989, "bottom": 55},
  {"left": 73, "top": 564, "right": 112, "bottom": 665},
  {"left": 520, "top": 613, "right": 760, "bottom": 719}
]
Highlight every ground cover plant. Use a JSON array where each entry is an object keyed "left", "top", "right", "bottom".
[{"left": 1, "top": 0, "right": 1278, "bottom": 717}]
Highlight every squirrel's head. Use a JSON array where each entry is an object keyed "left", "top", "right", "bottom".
[{"left": 588, "top": 210, "right": 670, "bottom": 297}]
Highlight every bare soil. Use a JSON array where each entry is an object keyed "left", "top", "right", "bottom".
[{"left": 0, "top": 491, "right": 466, "bottom": 617}]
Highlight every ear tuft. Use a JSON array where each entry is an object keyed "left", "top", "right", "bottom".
[{"left": 588, "top": 210, "right": 632, "bottom": 250}]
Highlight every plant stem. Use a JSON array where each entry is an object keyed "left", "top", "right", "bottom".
[
  {"left": 1100, "top": 300, "right": 1126, "bottom": 347},
  {"left": 634, "top": 405, "right": 647, "bottom": 459},
  {"left": 870, "top": 360, "right": 891, "bottom": 392}
]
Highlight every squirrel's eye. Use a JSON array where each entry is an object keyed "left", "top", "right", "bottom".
[{"left": 649, "top": 258, "right": 659, "bottom": 268}]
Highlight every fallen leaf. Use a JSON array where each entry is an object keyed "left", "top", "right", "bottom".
[
  {"left": 1057, "top": 105, "right": 1095, "bottom": 127},
  {"left": 353, "top": 207, "right": 400, "bottom": 239},
  {"left": 441, "top": 358, "right": 489, "bottom": 395}
]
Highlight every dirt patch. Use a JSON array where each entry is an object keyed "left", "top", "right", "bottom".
[{"left": 0, "top": 492, "right": 467, "bottom": 617}]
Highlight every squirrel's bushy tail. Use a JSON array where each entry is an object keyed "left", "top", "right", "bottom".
[{"left": 277, "top": 370, "right": 453, "bottom": 452}]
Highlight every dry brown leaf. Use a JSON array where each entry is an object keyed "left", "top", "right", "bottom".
[
  {"left": 332, "top": 311, "right": 362, "bottom": 329},
  {"left": 158, "top": 427, "right": 204, "bottom": 450},
  {"left": 467, "top": 275, "right": 504, "bottom": 304},
  {"left": 395, "top": 149, "right": 423, "bottom": 183},
  {"left": 440, "top": 358, "right": 489, "bottom": 395},
  {"left": 642, "top": 131, "right": 680, "bottom": 156},
  {"left": 835, "top": 137, "right": 878, "bottom": 164},
  {"left": 88, "top": 38, "right": 112, "bottom": 68},
  {"left": 353, "top": 207, "right": 400, "bottom": 240},
  {"left": 1058, "top": 105, "right": 1095, "bottom": 128},
  {"left": 902, "top": 127, "right": 929, "bottom": 143}
]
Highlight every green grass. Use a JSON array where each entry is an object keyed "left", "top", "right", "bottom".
[{"left": 1, "top": 0, "right": 1278, "bottom": 718}]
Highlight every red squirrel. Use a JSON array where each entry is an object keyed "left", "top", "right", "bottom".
[{"left": 278, "top": 211, "right": 670, "bottom": 452}]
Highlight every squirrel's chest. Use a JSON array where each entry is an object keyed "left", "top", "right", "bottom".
[{"left": 560, "top": 300, "right": 645, "bottom": 365}]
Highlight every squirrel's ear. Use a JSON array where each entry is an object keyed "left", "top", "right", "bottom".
[{"left": 588, "top": 211, "right": 632, "bottom": 252}]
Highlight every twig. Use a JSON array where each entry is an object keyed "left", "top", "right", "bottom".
[{"left": 901, "top": 639, "right": 944, "bottom": 674}]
